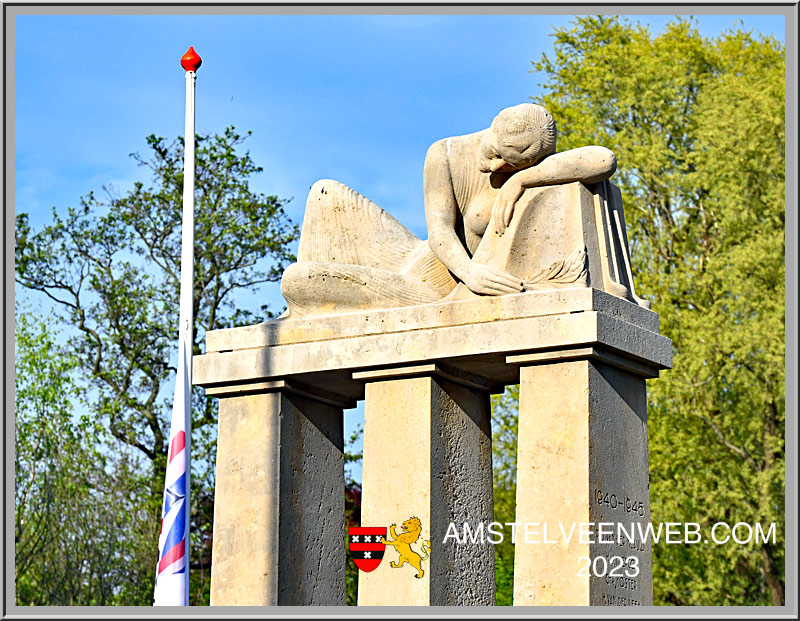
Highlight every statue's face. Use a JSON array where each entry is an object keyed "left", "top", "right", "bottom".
[{"left": 478, "top": 130, "right": 545, "bottom": 174}]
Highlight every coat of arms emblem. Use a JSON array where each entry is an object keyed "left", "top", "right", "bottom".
[{"left": 348, "top": 526, "right": 387, "bottom": 572}]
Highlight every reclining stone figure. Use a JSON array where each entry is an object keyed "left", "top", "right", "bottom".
[{"left": 280, "top": 103, "right": 643, "bottom": 318}]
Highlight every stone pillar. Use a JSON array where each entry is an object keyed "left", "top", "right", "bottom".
[
  {"left": 354, "top": 364, "right": 497, "bottom": 606},
  {"left": 510, "top": 350, "right": 653, "bottom": 607},
  {"left": 208, "top": 381, "right": 346, "bottom": 606}
]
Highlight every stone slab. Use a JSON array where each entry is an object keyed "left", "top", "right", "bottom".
[
  {"left": 508, "top": 346, "right": 661, "bottom": 379},
  {"left": 353, "top": 361, "right": 503, "bottom": 392},
  {"left": 204, "top": 378, "right": 357, "bottom": 408},
  {"left": 205, "top": 288, "right": 658, "bottom": 353},
  {"left": 194, "top": 289, "right": 671, "bottom": 400}
]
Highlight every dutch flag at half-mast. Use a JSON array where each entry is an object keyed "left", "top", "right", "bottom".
[
  {"left": 153, "top": 355, "right": 191, "bottom": 605},
  {"left": 154, "top": 400, "right": 188, "bottom": 606}
]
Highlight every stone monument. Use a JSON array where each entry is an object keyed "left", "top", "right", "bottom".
[{"left": 193, "top": 104, "right": 671, "bottom": 606}]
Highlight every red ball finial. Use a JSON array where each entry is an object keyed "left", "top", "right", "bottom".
[{"left": 180, "top": 46, "right": 202, "bottom": 72}]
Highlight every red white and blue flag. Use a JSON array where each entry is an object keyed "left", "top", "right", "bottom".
[{"left": 154, "top": 389, "right": 189, "bottom": 604}]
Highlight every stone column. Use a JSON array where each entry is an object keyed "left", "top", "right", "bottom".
[
  {"left": 208, "top": 381, "right": 346, "bottom": 606},
  {"left": 354, "top": 364, "right": 497, "bottom": 606},
  {"left": 510, "top": 349, "right": 653, "bottom": 607}
]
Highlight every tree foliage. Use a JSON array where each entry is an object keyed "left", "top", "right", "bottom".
[
  {"left": 15, "top": 305, "right": 157, "bottom": 605},
  {"left": 530, "top": 16, "right": 785, "bottom": 605},
  {"left": 15, "top": 127, "right": 299, "bottom": 604}
]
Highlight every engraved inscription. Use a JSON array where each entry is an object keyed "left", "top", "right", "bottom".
[
  {"left": 601, "top": 593, "right": 641, "bottom": 606},
  {"left": 594, "top": 488, "right": 645, "bottom": 517},
  {"left": 591, "top": 488, "right": 651, "bottom": 606}
]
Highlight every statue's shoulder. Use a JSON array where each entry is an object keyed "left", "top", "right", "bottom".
[
  {"left": 426, "top": 130, "right": 485, "bottom": 161},
  {"left": 426, "top": 137, "right": 448, "bottom": 154},
  {"left": 424, "top": 137, "right": 449, "bottom": 169}
]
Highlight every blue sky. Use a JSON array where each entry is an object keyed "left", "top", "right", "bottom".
[{"left": 13, "top": 10, "right": 787, "bottom": 480}]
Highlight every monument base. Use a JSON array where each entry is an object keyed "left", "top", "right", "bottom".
[{"left": 194, "top": 287, "right": 670, "bottom": 606}]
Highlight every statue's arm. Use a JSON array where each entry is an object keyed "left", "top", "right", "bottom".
[
  {"left": 491, "top": 146, "right": 617, "bottom": 235},
  {"left": 425, "top": 141, "right": 523, "bottom": 295},
  {"left": 424, "top": 140, "right": 473, "bottom": 282},
  {"left": 516, "top": 146, "right": 617, "bottom": 189}
]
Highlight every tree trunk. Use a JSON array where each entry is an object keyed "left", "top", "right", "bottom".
[{"left": 760, "top": 543, "right": 785, "bottom": 606}]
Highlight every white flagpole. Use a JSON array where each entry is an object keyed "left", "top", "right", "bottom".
[
  {"left": 154, "top": 46, "right": 201, "bottom": 606},
  {"left": 178, "top": 45, "right": 197, "bottom": 606}
]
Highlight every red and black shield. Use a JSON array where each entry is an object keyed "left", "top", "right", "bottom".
[{"left": 348, "top": 526, "right": 387, "bottom": 572}]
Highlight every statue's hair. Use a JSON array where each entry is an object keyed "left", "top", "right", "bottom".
[{"left": 491, "top": 103, "right": 557, "bottom": 163}]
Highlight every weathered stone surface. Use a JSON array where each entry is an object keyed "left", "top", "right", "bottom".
[
  {"left": 512, "top": 360, "right": 652, "bottom": 606},
  {"left": 194, "top": 288, "right": 670, "bottom": 408},
  {"left": 280, "top": 178, "right": 457, "bottom": 318},
  {"left": 206, "top": 288, "right": 657, "bottom": 353},
  {"left": 209, "top": 390, "right": 344, "bottom": 606},
  {"left": 279, "top": 104, "right": 644, "bottom": 318},
  {"left": 199, "top": 289, "right": 669, "bottom": 606},
  {"left": 210, "top": 393, "right": 279, "bottom": 606},
  {"left": 448, "top": 180, "right": 648, "bottom": 309},
  {"left": 357, "top": 373, "right": 494, "bottom": 606}
]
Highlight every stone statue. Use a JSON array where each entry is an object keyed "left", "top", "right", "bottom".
[
  {"left": 280, "top": 103, "right": 639, "bottom": 318},
  {"left": 201, "top": 108, "right": 668, "bottom": 609}
]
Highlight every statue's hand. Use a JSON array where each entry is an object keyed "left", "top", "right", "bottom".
[
  {"left": 462, "top": 261, "right": 523, "bottom": 296},
  {"left": 491, "top": 176, "right": 524, "bottom": 236}
]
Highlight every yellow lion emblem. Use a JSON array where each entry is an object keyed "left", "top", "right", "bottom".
[{"left": 381, "top": 517, "right": 432, "bottom": 578}]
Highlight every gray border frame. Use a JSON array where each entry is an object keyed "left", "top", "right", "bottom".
[{"left": 5, "top": 2, "right": 797, "bottom": 618}]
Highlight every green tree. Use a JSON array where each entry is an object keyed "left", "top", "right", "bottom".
[
  {"left": 491, "top": 386, "right": 519, "bottom": 605},
  {"left": 15, "top": 127, "right": 299, "bottom": 604},
  {"left": 15, "top": 304, "right": 157, "bottom": 605},
  {"left": 530, "top": 16, "right": 785, "bottom": 605}
]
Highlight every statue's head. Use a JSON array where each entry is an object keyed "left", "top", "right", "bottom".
[{"left": 478, "top": 103, "right": 557, "bottom": 173}]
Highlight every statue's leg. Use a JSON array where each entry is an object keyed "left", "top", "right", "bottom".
[
  {"left": 282, "top": 180, "right": 456, "bottom": 317},
  {"left": 297, "top": 179, "right": 421, "bottom": 270},
  {"left": 281, "top": 261, "right": 447, "bottom": 318}
]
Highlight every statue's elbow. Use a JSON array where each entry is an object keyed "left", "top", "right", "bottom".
[
  {"left": 581, "top": 147, "right": 617, "bottom": 185},
  {"left": 572, "top": 146, "right": 617, "bottom": 184},
  {"left": 598, "top": 147, "right": 617, "bottom": 178},
  {"left": 607, "top": 151, "right": 617, "bottom": 177}
]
